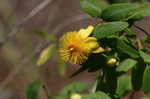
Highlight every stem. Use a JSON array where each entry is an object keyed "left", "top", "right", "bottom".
[
  {"left": 136, "top": 38, "right": 144, "bottom": 50},
  {"left": 134, "top": 24, "right": 149, "bottom": 36}
]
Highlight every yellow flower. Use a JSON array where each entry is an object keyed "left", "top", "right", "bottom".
[{"left": 59, "top": 25, "right": 104, "bottom": 64}]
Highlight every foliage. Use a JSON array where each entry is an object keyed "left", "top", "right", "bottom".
[
  {"left": 32, "top": 0, "right": 150, "bottom": 99},
  {"left": 26, "top": 81, "right": 41, "bottom": 99}
]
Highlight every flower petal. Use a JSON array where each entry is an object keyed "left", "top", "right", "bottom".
[
  {"left": 84, "top": 37, "right": 99, "bottom": 51},
  {"left": 92, "top": 47, "right": 105, "bottom": 53},
  {"left": 78, "top": 25, "right": 94, "bottom": 38}
]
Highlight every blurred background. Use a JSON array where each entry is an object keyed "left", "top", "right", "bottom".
[{"left": 0, "top": 0, "right": 150, "bottom": 99}]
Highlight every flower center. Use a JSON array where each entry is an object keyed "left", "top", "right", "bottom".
[{"left": 68, "top": 45, "right": 77, "bottom": 53}]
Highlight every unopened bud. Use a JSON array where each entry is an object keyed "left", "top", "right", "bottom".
[
  {"left": 107, "top": 58, "right": 117, "bottom": 67},
  {"left": 70, "top": 93, "right": 82, "bottom": 99}
]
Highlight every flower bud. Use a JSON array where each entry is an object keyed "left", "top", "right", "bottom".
[
  {"left": 70, "top": 93, "right": 82, "bottom": 99},
  {"left": 107, "top": 58, "right": 117, "bottom": 67}
]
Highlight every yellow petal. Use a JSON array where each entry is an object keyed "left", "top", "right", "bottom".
[
  {"left": 85, "top": 37, "right": 97, "bottom": 42},
  {"left": 92, "top": 47, "right": 105, "bottom": 53},
  {"left": 78, "top": 25, "right": 94, "bottom": 38},
  {"left": 84, "top": 37, "right": 99, "bottom": 50}
]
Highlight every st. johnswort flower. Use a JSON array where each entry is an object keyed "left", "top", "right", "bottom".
[{"left": 59, "top": 25, "right": 104, "bottom": 64}]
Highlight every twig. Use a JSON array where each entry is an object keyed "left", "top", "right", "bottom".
[
  {"left": 134, "top": 24, "right": 150, "bottom": 36},
  {"left": 0, "top": 0, "right": 54, "bottom": 88},
  {"left": 0, "top": 0, "right": 54, "bottom": 47},
  {"left": 52, "top": 14, "right": 90, "bottom": 34},
  {"left": 0, "top": 42, "right": 45, "bottom": 89},
  {"left": 19, "top": 0, "right": 54, "bottom": 25}
]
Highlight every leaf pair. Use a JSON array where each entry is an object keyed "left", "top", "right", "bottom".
[{"left": 80, "top": 0, "right": 150, "bottom": 22}]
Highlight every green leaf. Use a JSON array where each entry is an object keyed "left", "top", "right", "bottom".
[
  {"left": 124, "top": 28, "right": 136, "bottom": 36},
  {"left": 131, "top": 62, "right": 146, "bottom": 90},
  {"left": 127, "top": 3, "right": 150, "bottom": 20},
  {"left": 116, "top": 75, "right": 132, "bottom": 97},
  {"left": 142, "top": 96, "right": 150, "bottom": 99},
  {"left": 35, "top": 31, "right": 56, "bottom": 41},
  {"left": 142, "top": 66, "right": 150, "bottom": 93},
  {"left": 80, "top": 0, "right": 103, "bottom": 17},
  {"left": 26, "top": 81, "right": 41, "bottom": 99},
  {"left": 36, "top": 44, "right": 56, "bottom": 66},
  {"left": 60, "top": 82, "right": 87, "bottom": 96},
  {"left": 117, "top": 38, "right": 139, "bottom": 59},
  {"left": 139, "top": 51, "right": 150, "bottom": 64},
  {"left": 143, "top": 35, "right": 150, "bottom": 43},
  {"left": 116, "top": 58, "right": 137, "bottom": 72},
  {"left": 93, "top": 22, "right": 128, "bottom": 39},
  {"left": 83, "top": 91, "right": 111, "bottom": 99},
  {"left": 101, "top": 3, "right": 139, "bottom": 21}
]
